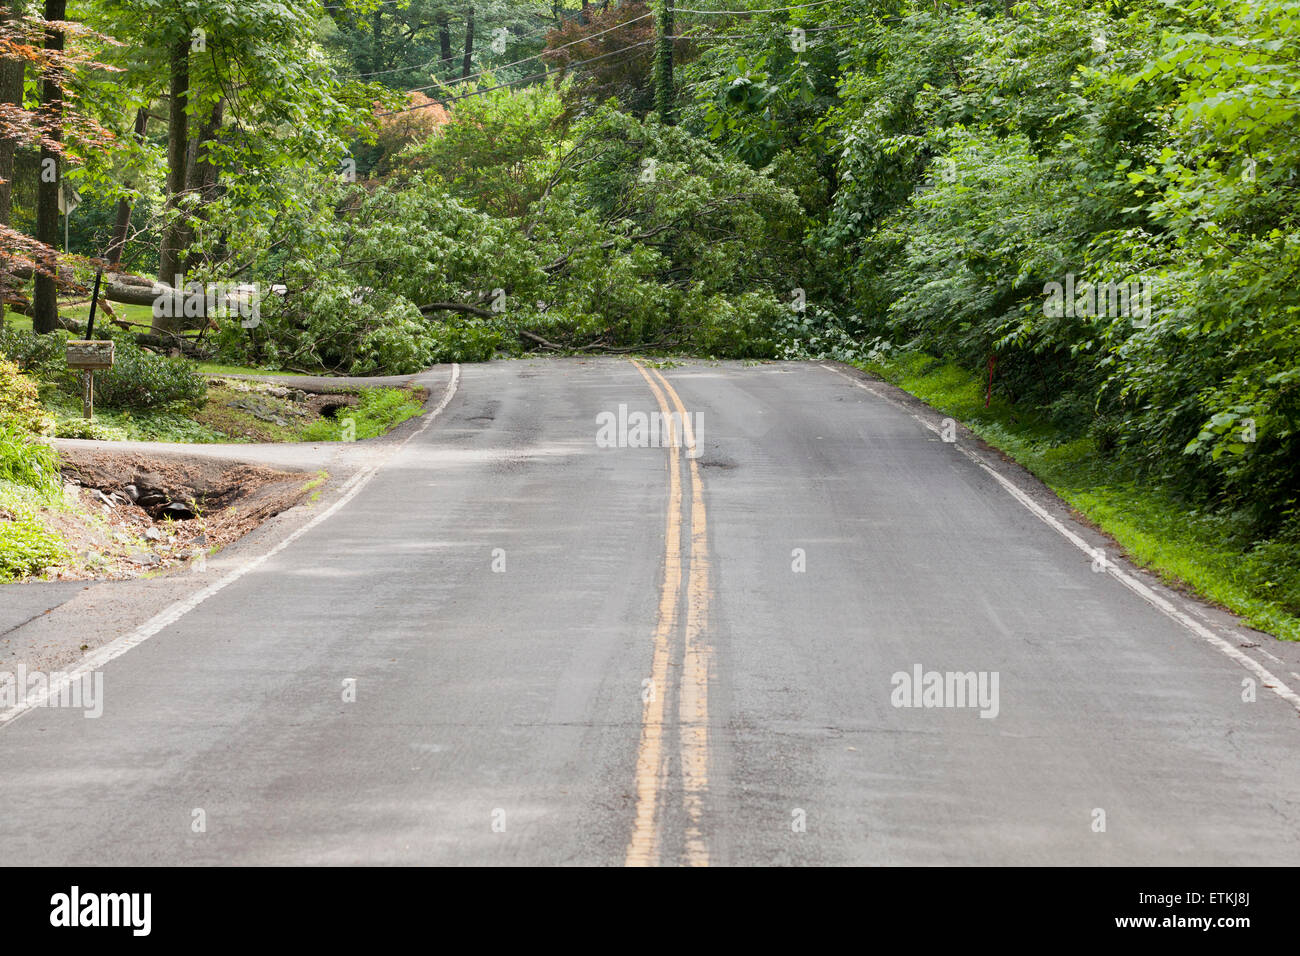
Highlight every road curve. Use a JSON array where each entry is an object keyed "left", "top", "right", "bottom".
[{"left": 1, "top": 358, "right": 1298, "bottom": 865}]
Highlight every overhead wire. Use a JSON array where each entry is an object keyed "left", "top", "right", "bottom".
[
  {"left": 376, "top": 37, "right": 660, "bottom": 113},
  {"left": 372, "top": 2, "right": 857, "bottom": 113},
  {"left": 393, "top": 11, "right": 655, "bottom": 92},
  {"left": 343, "top": 7, "right": 629, "bottom": 79}
]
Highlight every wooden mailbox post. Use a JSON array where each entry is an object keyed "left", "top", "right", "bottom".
[
  {"left": 66, "top": 268, "right": 113, "bottom": 420},
  {"left": 65, "top": 340, "right": 113, "bottom": 419}
]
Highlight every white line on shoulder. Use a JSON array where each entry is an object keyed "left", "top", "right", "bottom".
[{"left": 819, "top": 362, "right": 1300, "bottom": 715}]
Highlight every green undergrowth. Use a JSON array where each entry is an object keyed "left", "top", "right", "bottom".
[
  {"left": 0, "top": 428, "right": 67, "bottom": 580},
  {"left": 0, "top": 482, "right": 68, "bottom": 580},
  {"left": 297, "top": 387, "right": 424, "bottom": 441}
]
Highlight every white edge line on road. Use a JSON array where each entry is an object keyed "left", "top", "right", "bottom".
[
  {"left": 0, "top": 364, "right": 461, "bottom": 728},
  {"left": 819, "top": 362, "right": 1300, "bottom": 715}
]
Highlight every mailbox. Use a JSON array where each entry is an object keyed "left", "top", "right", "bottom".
[
  {"left": 66, "top": 340, "right": 115, "bottom": 370},
  {"left": 66, "top": 340, "right": 114, "bottom": 420}
]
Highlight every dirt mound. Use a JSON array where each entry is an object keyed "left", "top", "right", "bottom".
[
  {"left": 61, "top": 450, "right": 301, "bottom": 513},
  {"left": 45, "top": 448, "right": 316, "bottom": 580}
]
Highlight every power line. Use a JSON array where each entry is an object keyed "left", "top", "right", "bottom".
[
  {"left": 372, "top": 3, "right": 854, "bottom": 112},
  {"left": 669, "top": 22, "right": 856, "bottom": 39},
  {"left": 394, "top": 12, "right": 655, "bottom": 93},
  {"left": 675, "top": 1, "right": 842, "bottom": 13},
  {"left": 378, "top": 20, "right": 854, "bottom": 113},
  {"left": 377, "top": 37, "right": 659, "bottom": 114},
  {"left": 322, "top": 0, "right": 411, "bottom": 10},
  {"left": 344, "top": 11, "right": 599, "bottom": 79},
  {"left": 345, "top": 1, "right": 838, "bottom": 82}
]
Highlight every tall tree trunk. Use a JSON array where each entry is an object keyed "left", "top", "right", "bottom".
[
  {"left": 32, "top": 0, "right": 65, "bottom": 335},
  {"left": 184, "top": 98, "right": 223, "bottom": 198},
  {"left": 197, "top": 99, "right": 223, "bottom": 203},
  {"left": 582, "top": 0, "right": 590, "bottom": 24},
  {"left": 155, "top": 38, "right": 189, "bottom": 333},
  {"left": 654, "top": 0, "right": 674, "bottom": 124},
  {"left": 369, "top": 8, "right": 382, "bottom": 75},
  {"left": 180, "top": 96, "right": 222, "bottom": 271},
  {"left": 0, "top": 0, "right": 25, "bottom": 227},
  {"left": 461, "top": 6, "right": 474, "bottom": 79},
  {"left": 104, "top": 106, "right": 149, "bottom": 268},
  {"left": 436, "top": 12, "right": 452, "bottom": 71},
  {"left": 0, "top": 0, "right": 27, "bottom": 324}
]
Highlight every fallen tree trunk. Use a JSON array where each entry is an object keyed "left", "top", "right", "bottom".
[
  {"left": 133, "top": 332, "right": 208, "bottom": 357},
  {"left": 518, "top": 329, "right": 562, "bottom": 350},
  {"left": 419, "top": 301, "right": 494, "bottom": 318},
  {"left": 103, "top": 272, "right": 170, "bottom": 307},
  {"left": 100, "top": 272, "right": 232, "bottom": 334}
]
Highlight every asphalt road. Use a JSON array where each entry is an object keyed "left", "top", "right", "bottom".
[{"left": 2, "top": 358, "right": 1298, "bottom": 866}]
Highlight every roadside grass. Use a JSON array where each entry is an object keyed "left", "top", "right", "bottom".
[
  {"left": 300, "top": 470, "right": 327, "bottom": 493},
  {"left": 852, "top": 352, "right": 1300, "bottom": 642},
  {"left": 301, "top": 470, "right": 328, "bottom": 503},
  {"left": 298, "top": 387, "right": 424, "bottom": 441},
  {"left": 57, "top": 301, "right": 155, "bottom": 332},
  {"left": 194, "top": 382, "right": 306, "bottom": 442},
  {"left": 0, "top": 412, "right": 67, "bottom": 580},
  {"left": 0, "top": 423, "right": 60, "bottom": 490}
]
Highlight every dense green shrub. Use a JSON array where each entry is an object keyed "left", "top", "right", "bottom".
[
  {"left": 2, "top": 323, "right": 207, "bottom": 412},
  {"left": 0, "top": 475, "right": 68, "bottom": 580},
  {"left": 93, "top": 336, "right": 208, "bottom": 410},
  {"left": 0, "top": 324, "right": 69, "bottom": 378},
  {"left": 0, "top": 357, "right": 51, "bottom": 434},
  {"left": 689, "top": 291, "right": 785, "bottom": 359}
]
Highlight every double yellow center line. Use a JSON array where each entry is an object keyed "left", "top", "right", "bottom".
[{"left": 626, "top": 362, "right": 713, "bottom": 867}]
